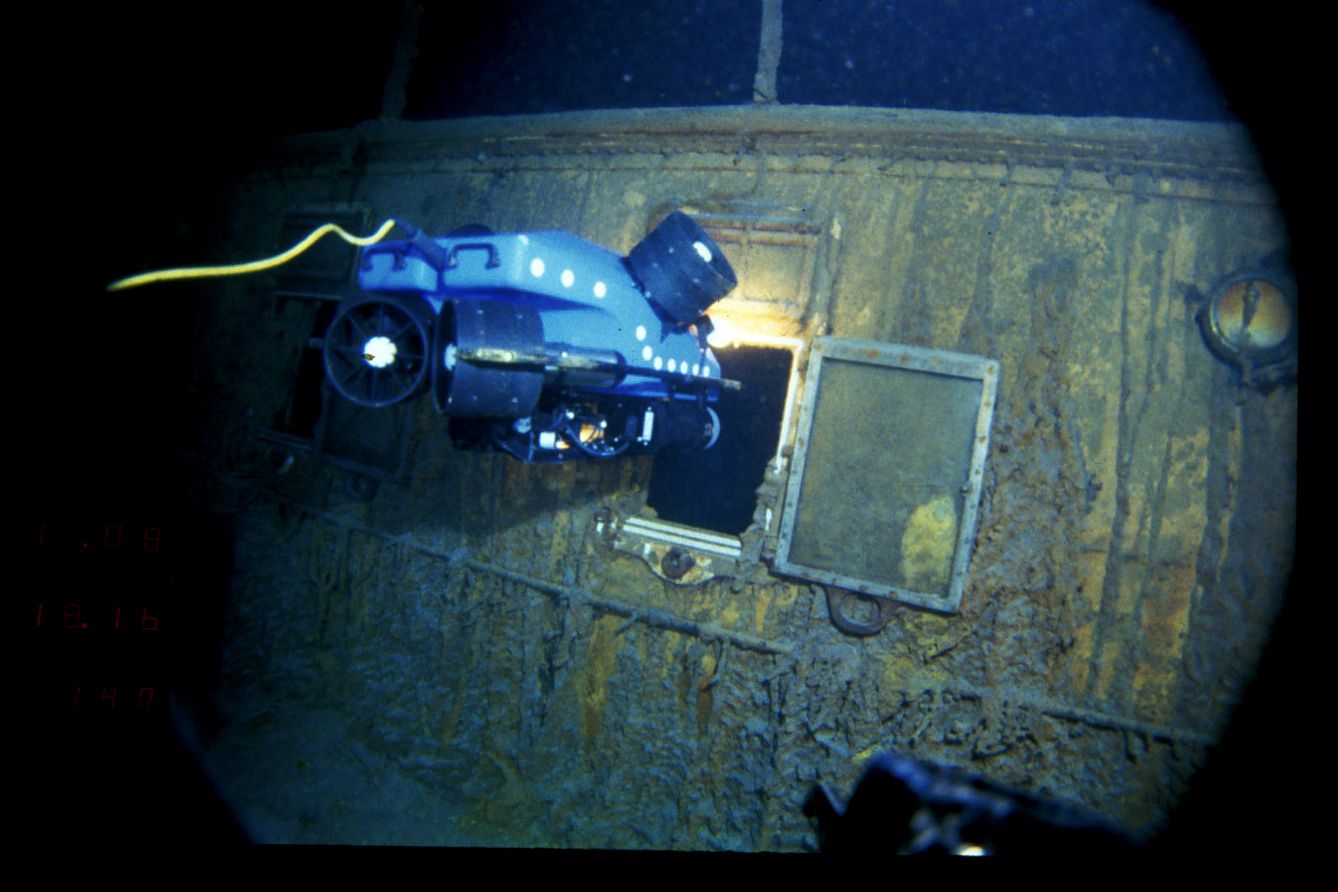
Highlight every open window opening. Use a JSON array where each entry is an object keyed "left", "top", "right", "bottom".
[
  {"left": 277, "top": 300, "right": 339, "bottom": 440},
  {"left": 646, "top": 341, "right": 798, "bottom": 536}
]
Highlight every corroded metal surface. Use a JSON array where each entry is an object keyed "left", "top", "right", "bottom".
[{"left": 183, "top": 104, "right": 1293, "bottom": 848}]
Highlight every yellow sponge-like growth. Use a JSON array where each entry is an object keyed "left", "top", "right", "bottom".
[{"left": 899, "top": 495, "right": 958, "bottom": 592}]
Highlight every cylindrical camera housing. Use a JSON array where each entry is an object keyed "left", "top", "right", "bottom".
[{"left": 626, "top": 211, "right": 737, "bottom": 325}]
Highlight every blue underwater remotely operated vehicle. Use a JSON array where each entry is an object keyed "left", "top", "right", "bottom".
[
  {"left": 113, "top": 211, "right": 740, "bottom": 464},
  {"left": 330, "top": 211, "right": 738, "bottom": 462}
]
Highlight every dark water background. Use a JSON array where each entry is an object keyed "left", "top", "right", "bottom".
[
  {"left": 407, "top": 0, "right": 1231, "bottom": 121},
  {"left": 91, "top": 0, "right": 1238, "bottom": 138}
]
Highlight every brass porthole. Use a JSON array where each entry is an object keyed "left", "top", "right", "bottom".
[{"left": 1197, "top": 270, "right": 1297, "bottom": 389}]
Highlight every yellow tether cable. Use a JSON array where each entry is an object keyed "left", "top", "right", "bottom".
[{"left": 106, "top": 219, "right": 401, "bottom": 292}]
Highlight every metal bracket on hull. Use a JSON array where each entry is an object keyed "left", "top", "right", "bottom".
[{"left": 599, "top": 512, "right": 743, "bottom": 586}]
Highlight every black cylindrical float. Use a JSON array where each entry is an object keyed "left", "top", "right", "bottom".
[{"left": 434, "top": 297, "right": 545, "bottom": 417}]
